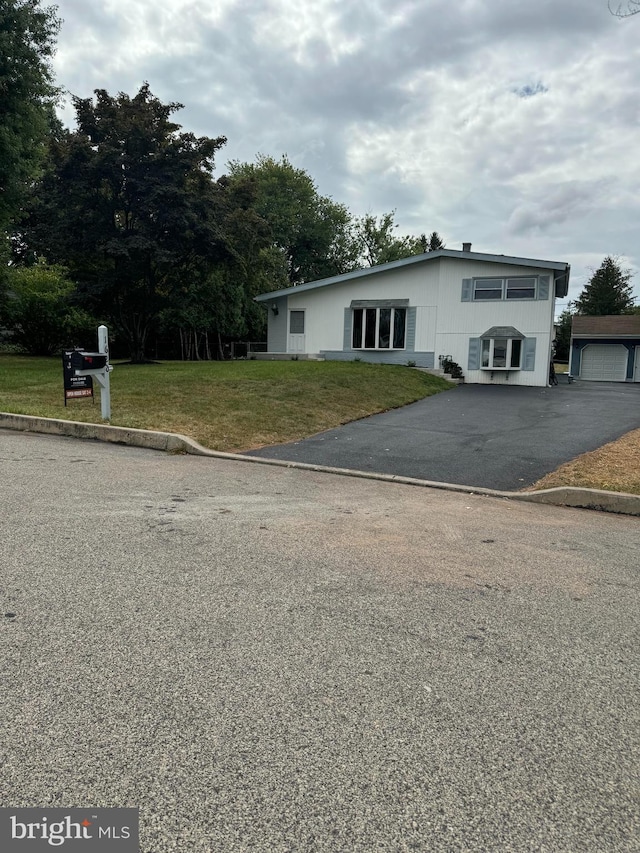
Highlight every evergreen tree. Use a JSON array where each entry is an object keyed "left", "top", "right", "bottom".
[
  {"left": 425, "top": 231, "right": 445, "bottom": 251},
  {"left": 574, "top": 256, "right": 635, "bottom": 316},
  {"left": 553, "top": 309, "right": 574, "bottom": 361}
]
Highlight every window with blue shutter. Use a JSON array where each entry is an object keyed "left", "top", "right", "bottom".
[
  {"left": 537, "top": 276, "right": 550, "bottom": 300},
  {"left": 475, "top": 327, "right": 529, "bottom": 370},
  {"left": 468, "top": 338, "right": 481, "bottom": 370},
  {"left": 406, "top": 307, "right": 416, "bottom": 352},
  {"left": 467, "top": 275, "right": 547, "bottom": 301},
  {"left": 348, "top": 306, "right": 408, "bottom": 350},
  {"left": 343, "top": 308, "right": 352, "bottom": 351},
  {"left": 522, "top": 337, "right": 536, "bottom": 370}
]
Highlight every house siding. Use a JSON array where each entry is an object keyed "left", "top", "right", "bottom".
[
  {"left": 260, "top": 254, "right": 561, "bottom": 386},
  {"left": 267, "top": 297, "right": 288, "bottom": 352},
  {"left": 286, "top": 264, "right": 427, "bottom": 355},
  {"left": 433, "top": 259, "right": 555, "bottom": 387}
]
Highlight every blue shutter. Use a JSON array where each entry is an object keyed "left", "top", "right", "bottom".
[
  {"left": 461, "top": 279, "right": 472, "bottom": 302},
  {"left": 522, "top": 337, "right": 536, "bottom": 371},
  {"left": 468, "top": 338, "right": 481, "bottom": 370},
  {"left": 343, "top": 308, "right": 352, "bottom": 351},
  {"left": 406, "top": 307, "right": 417, "bottom": 351},
  {"left": 537, "top": 276, "right": 550, "bottom": 300}
]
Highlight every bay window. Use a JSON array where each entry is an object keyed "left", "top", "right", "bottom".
[{"left": 481, "top": 337, "right": 522, "bottom": 369}]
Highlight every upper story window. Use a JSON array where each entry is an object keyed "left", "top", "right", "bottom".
[
  {"left": 352, "top": 307, "right": 406, "bottom": 350},
  {"left": 473, "top": 276, "right": 538, "bottom": 301},
  {"left": 474, "top": 278, "right": 503, "bottom": 300},
  {"left": 506, "top": 278, "right": 536, "bottom": 299}
]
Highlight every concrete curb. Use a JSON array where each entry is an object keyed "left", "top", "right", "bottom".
[{"left": 2, "top": 411, "right": 639, "bottom": 517}]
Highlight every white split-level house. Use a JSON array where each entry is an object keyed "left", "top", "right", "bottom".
[{"left": 255, "top": 244, "right": 571, "bottom": 388}]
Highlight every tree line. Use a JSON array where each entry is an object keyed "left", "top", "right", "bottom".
[
  {"left": 0, "top": 2, "right": 444, "bottom": 361},
  {"left": 4, "top": 2, "right": 634, "bottom": 364}
]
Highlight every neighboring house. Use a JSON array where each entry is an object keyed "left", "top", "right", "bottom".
[
  {"left": 255, "top": 244, "right": 570, "bottom": 387},
  {"left": 570, "top": 315, "right": 640, "bottom": 382}
]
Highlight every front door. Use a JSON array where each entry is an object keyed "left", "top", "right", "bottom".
[{"left": 288, "top": 310, "right": 305, "bottom": 353}]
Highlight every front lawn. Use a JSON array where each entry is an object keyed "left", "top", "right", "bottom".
[{"left": 0, "top": 356, "right": 452, "bottom": 451}]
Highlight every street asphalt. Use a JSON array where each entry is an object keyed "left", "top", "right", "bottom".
[
  {"left": 247, "top": 380, "right": 640, "bottom": 491},
  {"left": 1, "top": 429, "right": 639, "bottom": 852}
]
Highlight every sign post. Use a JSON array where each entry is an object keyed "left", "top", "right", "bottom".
[
  {"left": 96, "top": 324, "right": 111, "bottom": 420},
  {"left": 66, "top": 326, "right": 114, "bottom": 420}
]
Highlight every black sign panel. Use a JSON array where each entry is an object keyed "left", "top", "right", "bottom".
[{"left": 62, "top": 350, "right": 93, "bottom": 405}]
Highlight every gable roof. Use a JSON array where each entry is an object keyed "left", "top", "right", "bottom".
[
  {"left": 572, "top": 315, "right": 640, "bottom": 337},
  {"left": 255, "top": 248, "right": 571, "bottom": 302}
]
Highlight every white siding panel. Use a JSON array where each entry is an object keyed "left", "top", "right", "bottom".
[
  {"left": 414, "top": 306, "right": 437, "bottom": 352},
  {"left": 287, "top": 261, "right": 439, "bottom": 354}
]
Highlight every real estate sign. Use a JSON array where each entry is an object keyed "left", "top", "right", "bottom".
[{"left": 62, "top": 350, "right": 93, "bottom": 404}]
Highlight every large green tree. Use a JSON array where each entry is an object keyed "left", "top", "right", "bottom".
[
  {"left": 227, "top": 155, "right": 358, "bottom": 287},
  {"left": 24, "top": 84, "right": 233, "bottom": 361},
  {"left": 573, "top": 256, "right": 635, "bottom": 316},
  {"left": 5, "top": 261, "right": 94, "bottom": 355},
  {"left": 0, "top": 0, "right": 60, "bottom": 233},
  {"left": 352, "top": 212, "right": 445, "bottom": 267}
]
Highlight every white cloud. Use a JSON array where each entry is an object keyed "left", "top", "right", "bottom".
[{"left": 50, "top": 0, "right": 640, "bottom": 303}]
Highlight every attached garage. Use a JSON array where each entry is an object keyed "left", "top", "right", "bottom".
[
  {"left": 570, "top": 316, "right": 640, "bottom": 383},
  {"left": 580, "top": 344, "right": 628, "bottom": 382}
]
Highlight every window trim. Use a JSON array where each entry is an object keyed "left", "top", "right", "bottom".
[
  {"left": 506, "top": 277, "right": 537, "bottom": 300},
  {"left": 352, "top": 306, "right": 407, "bottom": 350},
  {"left": 289, "top": 310, "right": 305, "bottom": 334},
  {"left": 472, "top": 276, "right": 538, "bottom": 302},
  {"left": 481, "top": 337, "right": 523, "bottom": 370}
]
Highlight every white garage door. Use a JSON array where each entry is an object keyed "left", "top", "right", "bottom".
[{"left": 580, "top": 344, "right": 627, "bottom": 381}]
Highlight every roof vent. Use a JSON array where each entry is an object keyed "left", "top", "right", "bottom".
[{"left": 462, "top": 242, "right": 472, "bottom": 252}]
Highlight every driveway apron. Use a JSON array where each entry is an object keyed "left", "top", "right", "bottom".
[{"left": 247, "top": 381, "right": 640, "bottom": 491}]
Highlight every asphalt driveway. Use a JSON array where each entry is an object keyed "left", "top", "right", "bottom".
[{"left": 247, "top": 380, "right": 640, "bottom": 491}]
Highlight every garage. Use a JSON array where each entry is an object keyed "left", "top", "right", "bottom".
[
  {"left": 580, "top": 344, "right": 628, "bottom": 381},
  {"left": 570, "top": 317, "right": 640, "bottom": 383}
]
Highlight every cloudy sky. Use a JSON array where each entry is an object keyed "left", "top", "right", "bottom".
[{"left": 50, "top": 0, "right": 640, "bottom": 308}]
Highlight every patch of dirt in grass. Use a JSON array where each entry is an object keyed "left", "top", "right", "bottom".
[{"left": 525, "top": 428, "right": 640, "bottom": 495}]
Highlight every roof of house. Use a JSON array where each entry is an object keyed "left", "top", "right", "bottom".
[
  {"left": 255, "top": 248, "right": 571, "bottom": 302},
  {"left": 572, "top": 315, "right": 640, "bottom": 337}
]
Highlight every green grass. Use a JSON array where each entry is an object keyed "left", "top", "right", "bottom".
[{"left": 0, "top": 356, "right": 453, "bottom": 451}]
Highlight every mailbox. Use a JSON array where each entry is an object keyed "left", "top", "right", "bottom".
[{"left": 71, "top": 351, "right": 108, "bottom": 372}]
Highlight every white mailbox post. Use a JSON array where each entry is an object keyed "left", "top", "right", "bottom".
[{"left": 72, "top": 325, "right": 113, "bottom": 420}]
